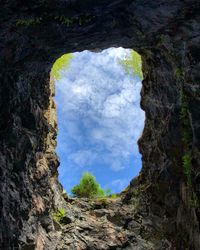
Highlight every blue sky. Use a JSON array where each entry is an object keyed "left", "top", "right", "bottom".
[{"left": 54, "top": 48, "right": 144, "bottom": 194}]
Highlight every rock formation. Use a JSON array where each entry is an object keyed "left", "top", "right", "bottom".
[
  {"left": 53, "top": 193, "right": 171, "bottom": 250},
  {"left": 0, "top": 0, "right": 200, "bottom": 249}
]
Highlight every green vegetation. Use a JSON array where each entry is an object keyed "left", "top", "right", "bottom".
[
  {"left": 119, "top": 50, "right": 143, "bottom": 80},
  {"left": 182, "top": 152, "right": 192, "bottom": 186},
  {"left": 71, "top": 172, "right": 116, "bottom": 199},
  {"left": 52, "top": 208, "right": 65, "bottom": 223},
  {"left": 54, "top": 15, "right": 73, "bottom": 26},
  {"left": 16, "top": 14, "right": 95, "bottom": 28},
  {"left": 109, "top": 193, "right": 117, "bottom": 198},
  {"left": 105, "top": 188, "right": 111, "bottom": 196},
  {"left": 51, "top": 54, "right": 73, "bottom": 80},
  {"left": 104, "top": 188, "right": 117, "bottom": 198},
  {"left": 16, "top": 18, "right": 42, "bottom": 26},
  {"left": 71, "top": 172, "right": 105, "bottom": 198},
  {"left": 54, "top": 15, "right": 94, "bottom": 26}
]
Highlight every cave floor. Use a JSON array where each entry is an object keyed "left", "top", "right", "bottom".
[{"left": 47, "top": 191, "right": 171, "bottom": 250}]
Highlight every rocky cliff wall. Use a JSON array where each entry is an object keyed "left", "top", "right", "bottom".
[{"left": 0, "top": 0, "right": 200, "bottom": 249}]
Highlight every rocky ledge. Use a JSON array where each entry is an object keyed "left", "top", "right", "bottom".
[{"left": 41, "top": 184, "right": 172, "bottom": 250}]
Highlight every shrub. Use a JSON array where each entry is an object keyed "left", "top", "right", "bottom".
[
  {"left": 71, "top": 172, "right": 105, "bottom": 199},
  {"left": 119, "top": 50, "right": 143, "bottom": 80}
]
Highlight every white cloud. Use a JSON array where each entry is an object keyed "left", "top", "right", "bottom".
[
  {"left": 109, "top": 179, "right": 129, "bottom": 192},
  {"left": 68, "top": 150, "right": 97, "bottom": 167},
  {"left": 55, "top": 47, "right": 145, "bottom": 172}
]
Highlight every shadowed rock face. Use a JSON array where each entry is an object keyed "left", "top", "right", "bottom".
[{"left": 0, "top": 0, "right": 200, "bottom": 249}]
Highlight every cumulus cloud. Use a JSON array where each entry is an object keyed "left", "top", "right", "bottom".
[{"left": 55, "top": 47, "right": 144, "bottom": 192}]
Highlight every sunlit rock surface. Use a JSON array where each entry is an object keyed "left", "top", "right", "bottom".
[{"left": 53, "top": 192, "right": 170, "bottom": 250}]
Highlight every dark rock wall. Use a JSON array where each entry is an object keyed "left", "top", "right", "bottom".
[
  {"left": 0, "top": 0, "right": 199, "bottom": 249},
  {"left": 138, "top": 14, "right": 200, "bottom": 247},
  {"left": 139, "top": 41, "right": 200, "bottom": 248}
]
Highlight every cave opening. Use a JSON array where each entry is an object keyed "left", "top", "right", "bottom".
[{"left": 51, "top": 48, "right": 144, "bottom": 196}]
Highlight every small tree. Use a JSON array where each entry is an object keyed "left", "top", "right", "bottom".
[{"left": 71, "top": 172, "right": 105, "bottom": 198}]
